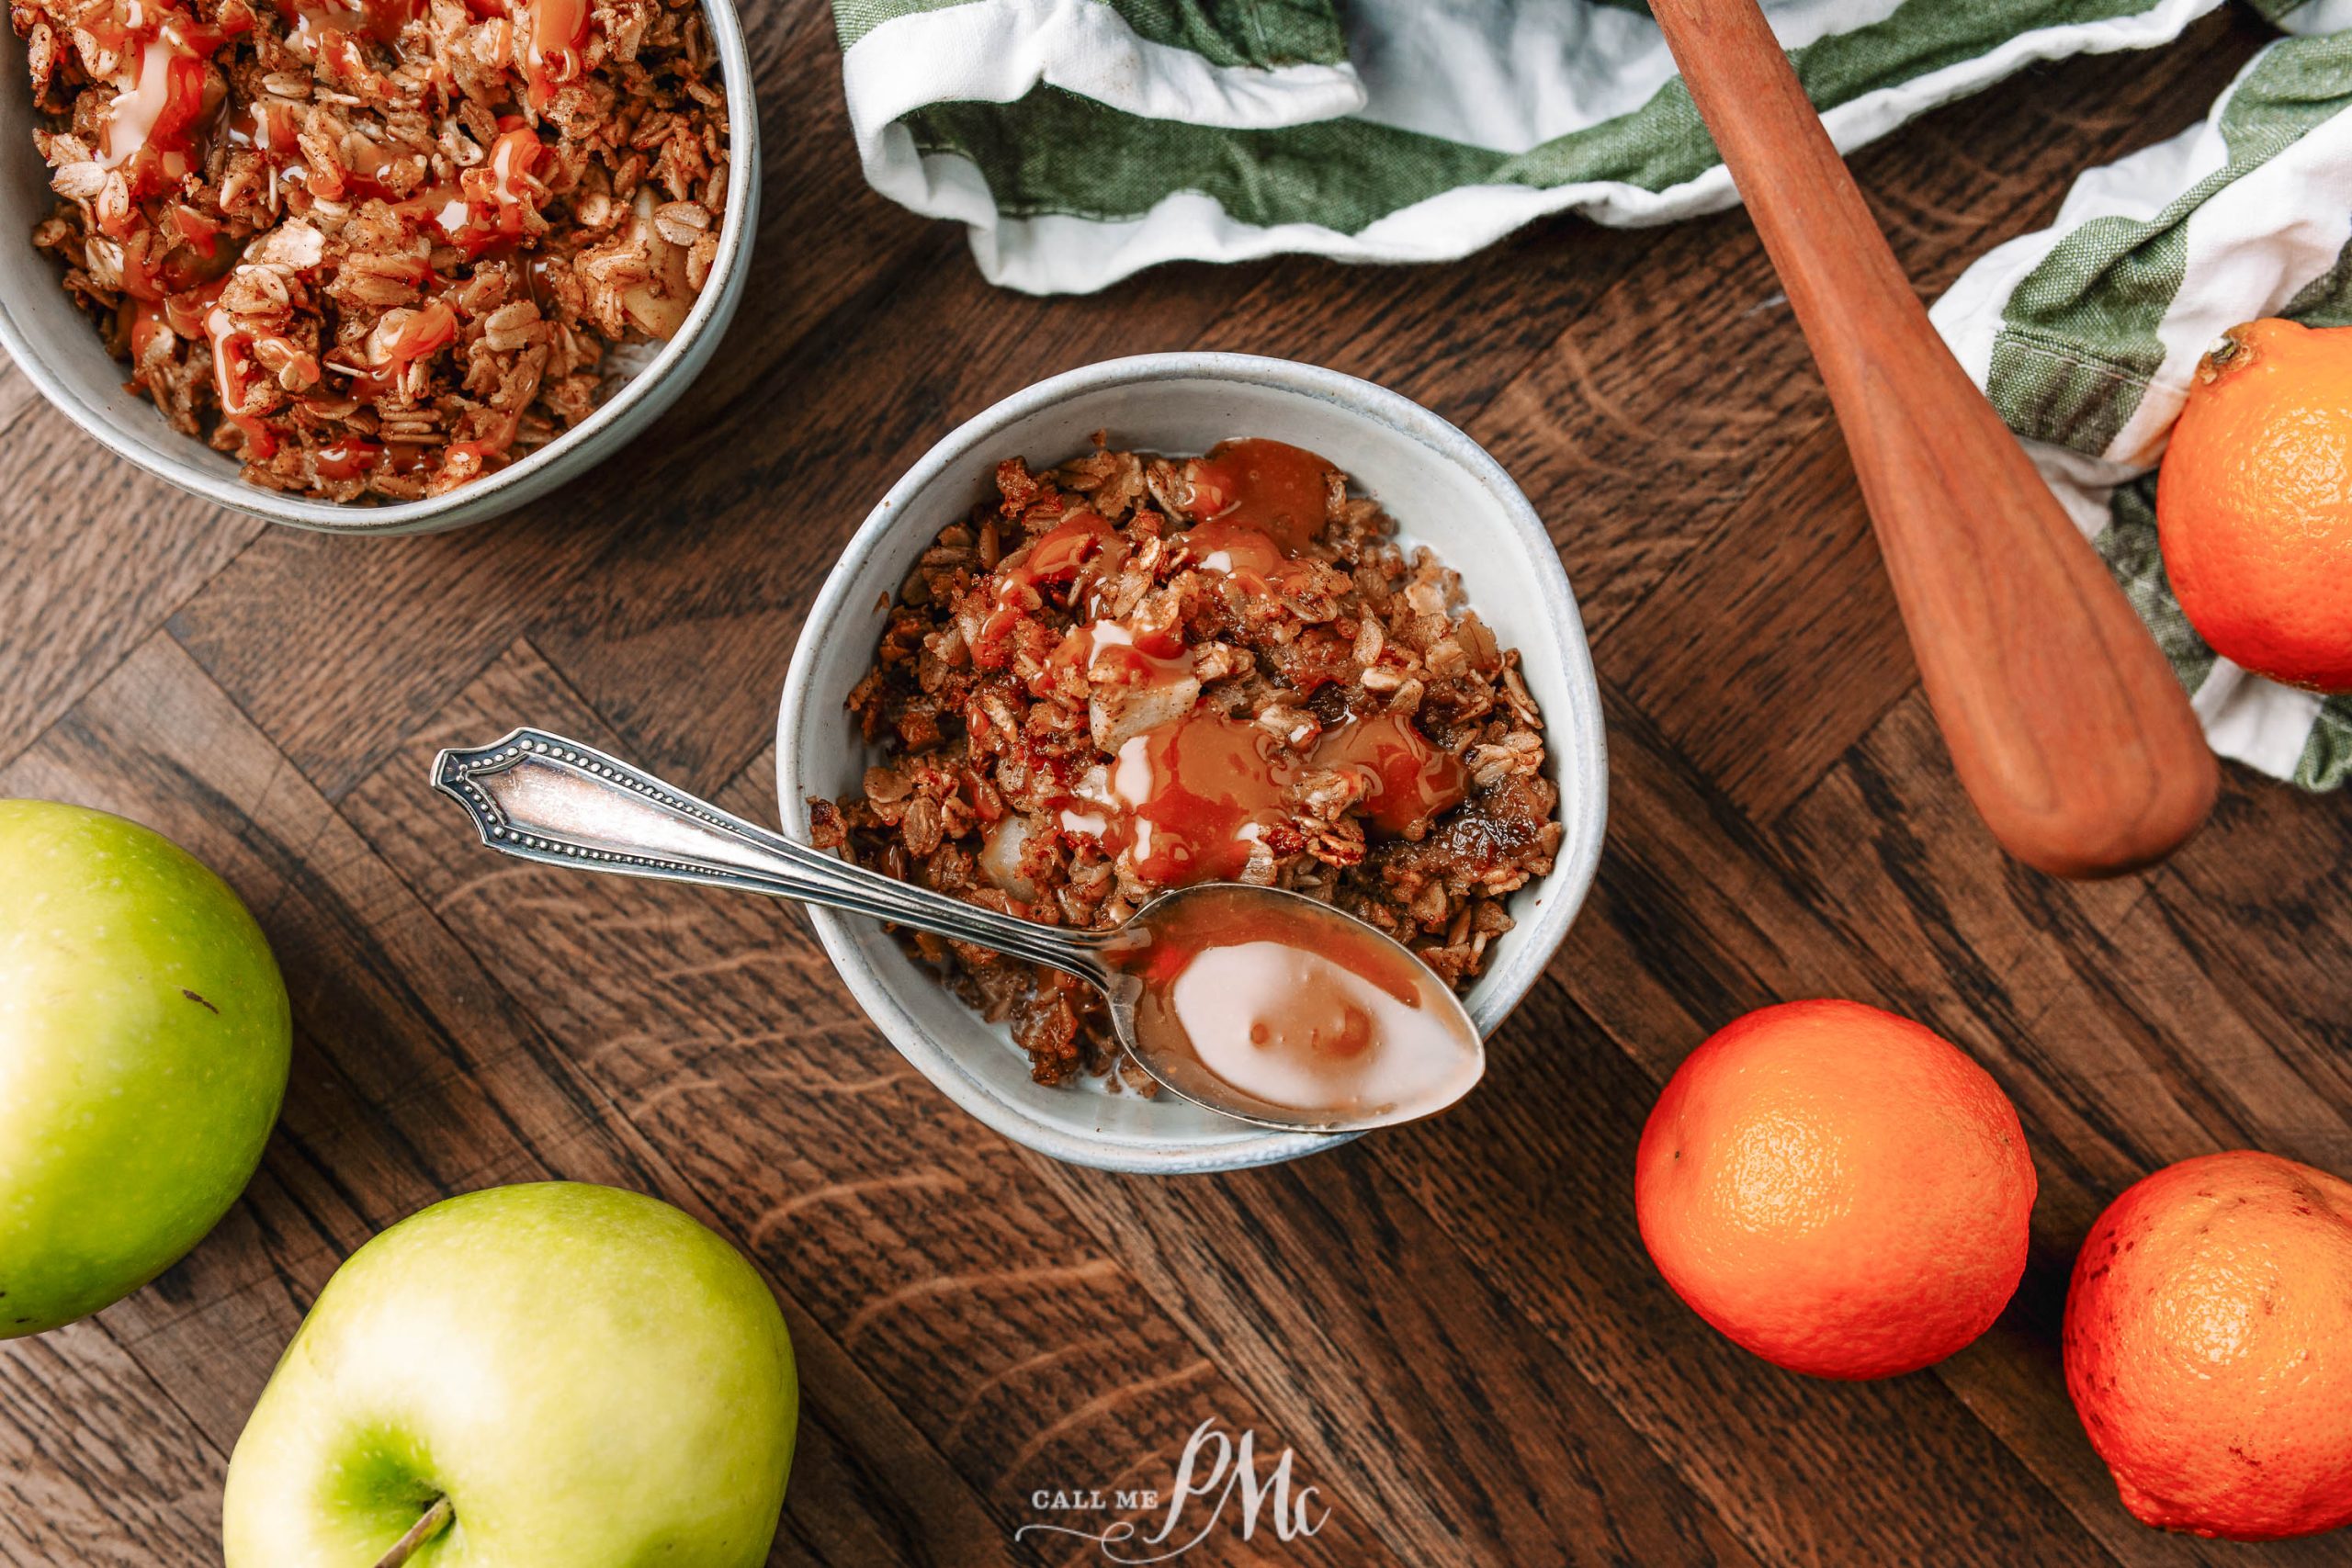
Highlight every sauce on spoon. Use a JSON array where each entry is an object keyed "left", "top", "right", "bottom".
[{"left": 1116, "top": 886, "right": 1482, "bottom": 1122}]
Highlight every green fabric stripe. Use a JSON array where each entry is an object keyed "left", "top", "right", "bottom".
[
  {"left": 1115, "top": 0, "right": 1346, "bottom": 67},
  {"left": 2278, "top": 231, "right": 2352, "bottom": 323},
  {"left": 892, "top": 0, "right": 2201, "bottom": 238},
  {"left": 835, "top": 0, "right": 1347, "bottom": 64},
  {"left": 905, "top": 93, "right": 1491, "bottom": 231},
  {"left": 2094, "top": 476, "right": 2216, "bottom": 695},
  {"left": 1498, "top": 0, "right": 2174, "bottom": 193},
  {"left": 1985, "top": 31, "right": 2352, "bottom": 455},
  {"left": 2294, "top": 705, "right": 2352, "bottom": 789},
  {"left": 1982, "top": 336, "right": 2159, "bottom": 456},
  {"left": 835, "top": 0, "right": 967, "bottom": 48}
]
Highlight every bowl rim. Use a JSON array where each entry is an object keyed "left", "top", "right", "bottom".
[
  {"left": 775, "top": 351, "right": 1609, "bottom": 1173},
  {"left": 0, "top": 0, "right": 760, "bottom": 535}
]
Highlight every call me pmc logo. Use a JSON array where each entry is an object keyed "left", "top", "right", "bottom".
[{"left": 1017, "top": 1417, "right": 1331, "bottom": 1562}]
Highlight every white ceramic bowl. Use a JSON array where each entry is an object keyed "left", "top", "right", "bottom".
[
  {"left": 0, "top": 4, "right": 758, "bottom": 535},
  {"left": 777, "top": 354, "right": 1608, "bottom": 1173}
]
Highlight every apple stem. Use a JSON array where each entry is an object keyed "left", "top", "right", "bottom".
[{"left": 371, "top": 1496, "right": 452, "bottom": 1568}]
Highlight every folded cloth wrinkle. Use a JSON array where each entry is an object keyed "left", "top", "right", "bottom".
[{"left": 835, "top": 0, "right": 2226, "bottom": 295}]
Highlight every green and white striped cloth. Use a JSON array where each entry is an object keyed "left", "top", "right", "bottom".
[
  {"left": 836, "top": 0, "right": 2262, "bottom": 294},
  {"left": 836, "top": 0, "right": 2352, "bottom": 785}
]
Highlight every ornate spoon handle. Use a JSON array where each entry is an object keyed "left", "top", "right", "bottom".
[{"left": 429, "top": 728, "right": 1111, "bottom": 981}]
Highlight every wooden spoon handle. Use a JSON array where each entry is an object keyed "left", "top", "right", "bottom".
[{"left": 1648, "top": 0, "right": 2216, "bottom": 877}]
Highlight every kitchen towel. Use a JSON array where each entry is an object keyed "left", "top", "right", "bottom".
[
  {"left": 1937, "top": 23, "right": 2352, "bottom": 789},
  {"left": 836, "top": 0, "right": 2255, "bottom": 296}
]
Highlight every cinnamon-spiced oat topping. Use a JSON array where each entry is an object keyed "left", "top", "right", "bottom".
[{"left": 815, "top": 438, "right": 1564, "bottom": 1088}]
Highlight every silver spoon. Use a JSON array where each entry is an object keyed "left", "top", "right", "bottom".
[{"left": 430, "top": 728, "right": 1485, "bottom": 1133}]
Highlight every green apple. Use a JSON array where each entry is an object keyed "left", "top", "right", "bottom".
[
  {"left": 223, "top": 1182, "right": 797, "bottom": 1567},
  {"left": 0, "top": 798, "right": 291, "bottom": 1337}
]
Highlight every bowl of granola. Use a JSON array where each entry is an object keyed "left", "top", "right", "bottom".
[
  {"left": 0, "top": 0, "right": 754, "bottom": 532},
  {"left": 777, "top": 354, "right": 1608, "bottom": 1172}
]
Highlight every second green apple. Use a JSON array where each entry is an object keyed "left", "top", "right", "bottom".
[{"left": 223, "top": 1182, "right": 798, "bottom": 1567}]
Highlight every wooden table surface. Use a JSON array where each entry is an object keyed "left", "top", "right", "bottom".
[{"left": 6, "top": 6, "right": 2347, "bottom": 1564}]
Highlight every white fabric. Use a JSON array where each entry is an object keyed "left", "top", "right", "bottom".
[{"left": 1345, "top": 0, "right": 1904, "bottom": 152}]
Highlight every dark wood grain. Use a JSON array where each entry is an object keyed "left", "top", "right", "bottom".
[
  {"left": 0, "top": 361, "right": 265, "bottom": 778},
  {"left": 1607, "top": 422, "right": 1913, "bottom": 820},
  {"left": 4, "top": 6, "right": 2342, "bottom": 1565},
  {"left": 1026, "top": 1134, "right": 1770, "bottom": 1568},
  {"left": 0, "top": 1323, "right": 224, "bottom": 1565}
]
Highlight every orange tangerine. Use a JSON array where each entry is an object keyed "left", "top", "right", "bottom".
[{"left": 1635, "top": 999, "right": 2035, "bottom": 1380}]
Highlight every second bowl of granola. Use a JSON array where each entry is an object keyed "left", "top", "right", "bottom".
[
  {"left": 777, "top": 354, "right": 1608, "bottom": 1173},
  {"left": 0, "top": 0, "right": 756, "bottom": 533}
]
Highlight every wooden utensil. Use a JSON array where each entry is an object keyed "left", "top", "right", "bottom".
[{"left": 1648, "top": 0, "right": 2216, "bottom": 877}]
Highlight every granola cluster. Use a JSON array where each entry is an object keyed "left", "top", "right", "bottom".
[
  {"left": 811, "top": 441, "right": 1565, "bottom": 1089},
  {"left": 13, "top": 0, "right": 728, "bottom": 500}
]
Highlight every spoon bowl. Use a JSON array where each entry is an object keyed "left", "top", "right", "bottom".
[
  {"left": 1108, "top": 884, "right": 1484, "bottom": 1133},
  {"left": 431, "top": 728, "right": 1485, "bottom": 1134}
]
